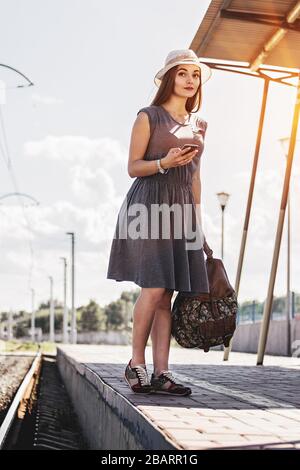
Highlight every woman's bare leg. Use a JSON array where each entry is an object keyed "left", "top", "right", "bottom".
[
  {"left": 150, "top": 289, "right": 174, "bottom": 375},
  {"left": 131, "top": 287, "right": 166, "bottom": 367}
]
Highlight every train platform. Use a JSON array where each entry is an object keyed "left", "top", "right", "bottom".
[{"left": 56, "top": 344, "right": 300, "bottom": 450}]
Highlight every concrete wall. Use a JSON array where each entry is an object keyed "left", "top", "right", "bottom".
[
  {"left": 56, "top": 347, "right": 177, "bottom": 450},
  {"left": 19, "top": 330, "right": 131, "bottom": 346},
  {"left": 232, "top": 319, "right": 300, "bottom": 356}
]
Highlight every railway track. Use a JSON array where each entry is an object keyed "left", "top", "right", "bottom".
[{"left": 0, "top": 350, "right": 87, "bottom": 450}]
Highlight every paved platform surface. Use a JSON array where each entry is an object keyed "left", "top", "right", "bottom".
[{"left": 58, "top": 344, "right": 300, "bottom": 450}]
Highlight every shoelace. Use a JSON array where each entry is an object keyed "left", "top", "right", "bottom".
[
  {"left": 159, "top": 370, "right": 178, "bottom": 384},
  {"left": 135, "top": 365, "right": 150, "bottom": 386}
]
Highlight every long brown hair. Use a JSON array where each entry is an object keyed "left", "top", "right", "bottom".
[{"left": 150, "top": 65, "right": 202, "bottom": 113}]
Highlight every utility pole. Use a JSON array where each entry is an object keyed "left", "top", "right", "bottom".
[
  {"left": 278, "top": 137, "right": 296, "bottom": 357},
  {"left": 49, "top": 276, "right": 55, "bottom": 343},
  {"left": 31, "top": 288, "right": 35, "bottom": 342},
  {"left": 216, "top": 192, "right": 230, "bottom": 260},
  {"left": 286, "top": 189, "right": 291, "bottom": 356},
  {"left": 8, "top": 309, "right": 13, "bottom": 340},
  {"left": 66, "top": 232, "right": 76, "bottom": 344},
  {"left": 60, "top": 257, "right": 68, "bottom": 343}
]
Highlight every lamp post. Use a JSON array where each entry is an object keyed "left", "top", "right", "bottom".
[
  {"left": 60, "top": 257, "right": 68, "bottom": 343},
  {"left": 216, "top": 192, "right": 230, "bottom": 260},
  {"left": 66, "top": 232, "right": 76, "bottom": 344},
  {"left": 8, "top": 309, "right": 13, "bottom": 340},
  {"left": 49, "top": 276, "right": 55, "bottom": 343},
  {"left": 278, "top": 137, "right": 298, "bottom": 356},
  {"left": 31, "top": 288, "right": 35, "bottom": 342}
]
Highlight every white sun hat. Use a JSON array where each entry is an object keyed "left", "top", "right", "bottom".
[{"left": 154, "top": 49, "right": 212, "bottom": 87}]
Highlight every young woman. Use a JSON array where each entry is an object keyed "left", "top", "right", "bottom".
[{"left": 107, "top": 49, "right": 212, "bottom": 396}]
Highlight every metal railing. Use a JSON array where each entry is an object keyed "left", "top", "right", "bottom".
[{"left": 237, "top": 291, "right": 299, "bottom": 324}]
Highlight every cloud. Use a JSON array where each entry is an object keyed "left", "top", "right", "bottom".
[
  {"left": 70, "top": 165, "right": 115, "bottom": 202},
  {"left": 24, "top": 135, "right": 125, "bottom": 167},
  {"left": 31, "top": 93, "right": 64, "bottom": 105},
  {"left": 1, "top": 199, "right": 123, "bottom": 248},
  {"left": 23, "top": 134, "right": 130, "bottom": 200}
]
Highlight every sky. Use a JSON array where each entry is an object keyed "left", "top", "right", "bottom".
[{"left": 0, "top": 0, "right": 299, "bottom": 312}]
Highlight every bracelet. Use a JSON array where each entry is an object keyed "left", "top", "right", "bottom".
[{"left": 156, "top": 158, "right": 169, "bottom": 174}]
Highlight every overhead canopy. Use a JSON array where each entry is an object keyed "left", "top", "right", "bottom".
[{"left": 190, "top": 0, "right": 300, "bottom": 71}]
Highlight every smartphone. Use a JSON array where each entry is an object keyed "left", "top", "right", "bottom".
[{"left": 181, "top": 144, "right": 199, "bottom": 151}]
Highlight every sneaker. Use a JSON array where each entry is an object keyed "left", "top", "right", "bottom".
[
  {"left": 150, "top": 370, "right": 192, "bottom": 396},
  {"left": 124, "top": 359, "right": 152, "bottom": 393}
]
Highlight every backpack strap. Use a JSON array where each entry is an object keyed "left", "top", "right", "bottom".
[{"left": 203, "top": 238, "right": 213, "bottom": 258}]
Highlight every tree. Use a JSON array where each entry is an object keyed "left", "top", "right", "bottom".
[
  {"left": 79, "top": 300, "right": 101, "bottom": 332},
  {"left": 122, "top": 289, "right": 140, "bottom": 304},
  {"left": 0, "top": 312, "right": 8, "bottom": 322},
  {"left": 120, "top": 292, "right": 133, "bottom": 329},
  {"left": 39, "top": 300, "right": 50, "bottom": 309},
  {"left": 104, "top": 300, "right": 126, "bottom": 330},
  {"left": 15, "top": 323, "right": 27, "bottom": 338}
]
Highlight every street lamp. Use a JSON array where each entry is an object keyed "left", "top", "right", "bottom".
[
  {"left": 66, "top": 232, "right": 76, "bottom": 344},
  {"left": 8, "top": 309, "right": 13, "bottom": 340},
  {"left": 49, "top": 276, "right": 55, "bottom": 343},
  {"left": 216, "top": 192, "right": 230, "bottom": 260},
  {"left": 31, "top": 288, "right": 35, "bottom": 343},
  {"left": 278, "top": 137, "right": 299, "bottom": 356},
  {"left": 60, "top": 257, "right": 69, "bottom": 343}
]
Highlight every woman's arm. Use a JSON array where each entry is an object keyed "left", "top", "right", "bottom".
[
  {"left": 191, "top": 169, "right": 201, "bottom": 205},
  {"left": 192, "top": 168, "right": 206, "bottom": 244},
  {"left": 128, "top": 112, "right": 167, "bottom": 178}
]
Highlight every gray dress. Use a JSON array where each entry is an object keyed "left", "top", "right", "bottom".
[{"left": 106, "top": 104, "right": 209, "bottom": 293}]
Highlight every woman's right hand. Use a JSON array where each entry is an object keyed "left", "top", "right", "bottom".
[{"left": 161, "top": 147, "right": 198, "bottom": 169}]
